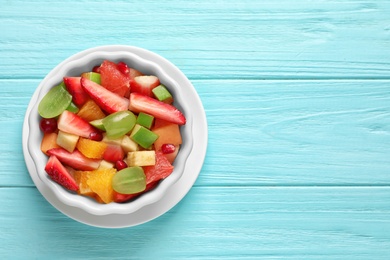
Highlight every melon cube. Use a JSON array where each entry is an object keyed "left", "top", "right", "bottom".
[
  {"left": 41, "top": 132, "right": 60, "bottom": 155},
  {"left": 152, "top": 119, "right": 182, "bottom": 150},
  {"left": 127, "top": 151, "right": 156, "bottom": 166},
  {"left": 56, "top": 130, "right": 79, "bottom": 153}
]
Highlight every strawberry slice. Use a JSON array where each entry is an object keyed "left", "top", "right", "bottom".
[
  {"left": 129, "top": 93, "right": 186, "bottom": 125},
  {"left": 100, "top": 60, "right": 131, "bottom": 97},
  {"left": 44, "top": 155, "right": 79, "bottom": 191},
  {"left": 47, "top": 148, "right": 101, "bottom": 171},
  {"left": 57, "top": 110, "right": 99, "bottom": 138},
  {"left": 63, "top": 77, "right": 89, "bottom": 106},
  {"left": 143, "top": 151, "right": 174, "bottom": 184},
  {"left": 81, "top": 78, "right": 129, "bottom": 114},
  {"left": 131, "top": 75, "right": 160, "bottom": 97},
  {"left": 113, "top": 181, "right": 159, "bottom": 203}
]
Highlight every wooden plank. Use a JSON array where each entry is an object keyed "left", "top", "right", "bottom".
[
  {"left": 3, "top": 79, "right": 390, "bottom": 186},
  {"left": 0, "top": 186, "right": 389, "bottom": 258},
  {"left": 1, "top": 1, "right": 390, "bottom": 80}
]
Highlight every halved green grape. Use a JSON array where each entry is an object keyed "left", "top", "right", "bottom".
[
  {"left": 103, "top": 111, "right": 136, "bottom": 139},
  {"left": 112, "top": 166, "right": 146, "bottom": 194},
  {"left": 89, "top": 118, "right": 105, "bottom": 131},
  {"left": 38, "top": 82, "right": 72, "bottom": 118},
  {"left": 81, "top": 72, "right": 101, "bottom": 84},
  {"left": 66, "top": 101, "right": 79, "bottom": 113}
]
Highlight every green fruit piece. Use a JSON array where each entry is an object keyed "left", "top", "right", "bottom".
[
  {"left": 103, "top": 111, "right": 136, "bottom": 139},
  {"left": 112, "top": 166, "right": 146, "bottom": 194},
  {"left": 152, "top": 84, "right": 173, "bottom": 104},
  {"left": 66, "top": 101, "right": 79, "bottom": 113},
  {"left": 38, "top": 82, "right": 72, "bottom": 118},
  {"left": 90, "top": 118, "right": 105, "bottom": 131},
  {"left": 136, "top": 112, "right": 154, "bottom": 129},
  {"left": 81, "top": 72, "right": 101, "bottom": 84},
  {"left": 130, "top": 124, "right": 159, "bottom": 149}
]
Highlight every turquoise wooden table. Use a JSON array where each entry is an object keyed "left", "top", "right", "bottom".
[{"left": 1, "top": 0, "right": 390, "bottom": 258}]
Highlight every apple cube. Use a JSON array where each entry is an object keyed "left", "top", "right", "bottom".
[
  {"left": 152, "top": 84, "right": 173, "bottom": 104},
  {"left": 56, "top": 130, "right": 79, "bottom": 153},
  {"left": 102, "top": 133, "right": 122, "bottom": 146},
  {"left": 130, "top": 124, "right": 159, "bottom": 149},
  {"left": 136, "top": 112, "right": 154, "bottom": 129},
  {"left": 121, "top": 135, "right": 139, "bottom": 153},
  {"left": 127, "top": 151, "right": 156, "bottom": 166},
  {"left": 99, "top": 160, "right": 115, "bottom": 169}
]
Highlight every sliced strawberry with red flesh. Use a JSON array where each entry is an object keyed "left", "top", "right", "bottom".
[
  {"left": 57, "top": 110, "right": 99, "bottom": 138},
  {"left": 100, "top": 60, "right": 131, "bottom": 97},
  {"left": 103, "top": 144, "right": 125, "bottom": 163},
  {"left": 129, "top": 93, "right": 186, "bottom": 125},
  {"left": 63, "top": 77, "right": 89, "bottom": 106},
  {"left": 44, "top": 155, "right": 79, "bottom": 191},
  {"left": 143, "top": 151, "right": 174, "bottom": 184},
  {"left": 81, "top": 78, "right": 129, "bottom": 114},
  {"left": 113, "top": 181, "right": 159, "bottom": 203},
  {"left": 47, "top": 148, "right": 101, "bottom": 171},
  {"left": 131, "top": 75, "right": 160, "bottom": 97}
]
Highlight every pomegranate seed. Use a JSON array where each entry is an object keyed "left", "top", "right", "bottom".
[
  {"left": 89, "top": 132, "right": 103, "bottom": 141},
  {"left": 39, "top": 118, "right": 57, "bottom": 133},
  {"left": 92, "top": 65, "right": 101, "bottom": 73},
  {"left": 117, "top": 61, "right": 129, "bottom": 75},
  {"left": 116, "top": 160, "right": 128, "bottom": 171},
  {"left": 161, "top": 143, "right": 176, "bottom": 154}
]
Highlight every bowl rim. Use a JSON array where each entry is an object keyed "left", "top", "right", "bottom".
[{"left": 23, "top": 45, "right": 205, "bottom": 216}]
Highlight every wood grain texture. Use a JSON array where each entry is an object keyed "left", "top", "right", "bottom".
[
  {"left": 1, "top": 0, "right": 390, "bottom": 258},
  {"left": 1, "top": 1, "right": 390, "bottom": 80},
  {"left": 1, "top": 187, "right": 390, "bottom": 259}
]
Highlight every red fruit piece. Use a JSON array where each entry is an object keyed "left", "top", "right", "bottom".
[
  {"left": 100, "top": 60, "right": 131, "bottom": 97},
  {"left": 129, "top": 68, "right": 144, "bottom": 81},
  {"left": 47, "top": 148, "right": 101, "bottom": 171},
  {"left": 44, "top": 155, "right": 79, "bottom": 191},
  {"left": 115, "top": 160, "right": 128, "bottom": 171},
  {"left": 143, "top": 151, "right": 174, "bottom": 184},
  {"left": 57, "top": 110, "right": 99, "bottom": 138},
  {"left": 81, "top": 78, "right": 129, "bottom": 114},
  {"left": 161, "top": 143, "right": 176, "bottom": 154},
  {"left": 40, "top": 118, "right": 57, "bottom": 133},
  {"left": 92, "top": 65, "right": 101, "bottom": 73},
  {"left": 103, "top": 144, "right": 125, "bottom": 163},
  {"left": 89, "top": 132, "right": 103, "bottom": 141},
  {"left": 113, "top": 181, "right": 159, "bottom": 203},
  {"left": 131, "top": 75, "right": 160, "bottom": 97},
  {"left": 63, "top": 77, "right": 89, "bottom": 106},
  {"left": 129, "top": 93, "right": 186, "bottom": 125},
  {"left": 117, "top": 61, "right": 130, "bottom": 75}
]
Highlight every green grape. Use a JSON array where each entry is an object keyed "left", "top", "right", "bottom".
[
  {"left": 112, "top": 166, "right": 146, "bottom": 194},
  {"left": 38, "top": 82, "right": 72, "bottom": 118},
  {"left": 103, "top": 111, "right": 136, "bottom": 139}
]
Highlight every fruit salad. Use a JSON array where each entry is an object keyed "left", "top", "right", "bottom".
[{"left": 38, "top": 60, "right": 185, "bottom": 204}]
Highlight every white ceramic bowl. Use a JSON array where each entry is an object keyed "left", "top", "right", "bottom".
[{"left": 23, "top": 45, "right": 205, "bottom": 217}]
